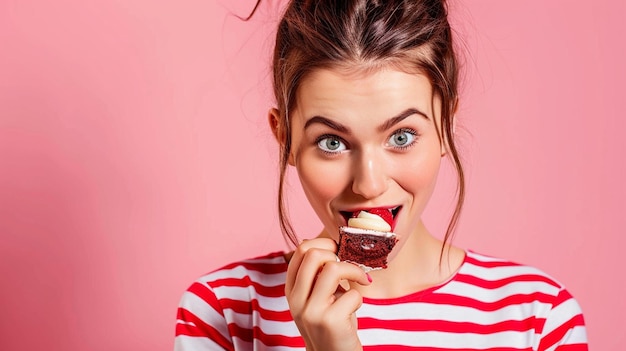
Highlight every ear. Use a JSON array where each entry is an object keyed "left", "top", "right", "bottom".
[
  {"left": 268, "top": 108, "right": 297, "bottom": 166},
  {"left": 268, "top": 108, "right": 283, "bottom": 142}
]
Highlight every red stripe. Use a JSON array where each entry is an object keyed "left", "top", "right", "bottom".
[
  {"left": 219, "top": 298, "right": 251, "bottom": 314},
  {"left": 219, "top": 298, "right": 293, "bottom": 322},
  {"left": 365, "top": 289, "right": 558, "bottom": 309},
  {"left": 218, "top": 256, "right": 287, "bottom": 274},
  {"left": 552, "top": 289, "right": 575, "bottom": 307},
  {"left": 552, "top": 344, "right": 588, "bottom": 351},
  {"left": 187, "top": 282, "right": 224, "bottom": 316},
  {"left": 175, "top": 320, "right": 205, "bottom": 337},
  {"left": 359, "top": 316, "right": 544, "bottom": 334},
  {"left": 228, "top": 322, "right": 253, "bottom": 342},
  {"left": 465, "top": 255, "right": 522, "bottom": 268},
  {"left": 455, "top": 273, "right": 561, "bottom": 290},
  {"left": 176, "top": 308, "right": 234, "bottom": 351},
  {"left": 364, "top": 346, "right": 532, "bottom": 351},
  {"left": 252, "top": 326, "right": 305, "bottom": 347},
  {"left": 538, "top": 314, "right": 585, "bottom": 351},
  {"left": 226, "top": 324, "right": 305, "bottom": 348},
  {"left": 419, "top": 291, "right": 559, "bottom": 311},
  {"left": 251, "top": 298, "right": 293, "bottom": 322}
]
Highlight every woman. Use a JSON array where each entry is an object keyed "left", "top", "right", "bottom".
[{"left": 175, "top": 0, "right": 588, "bottom": 350}]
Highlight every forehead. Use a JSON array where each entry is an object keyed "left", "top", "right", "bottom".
[{"left": 295, "top": 67, "right": 436, "bottom": 117}]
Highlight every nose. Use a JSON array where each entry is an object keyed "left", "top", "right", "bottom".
[{"left": 351, "top": 148, "right": 388, "bottom": 199}]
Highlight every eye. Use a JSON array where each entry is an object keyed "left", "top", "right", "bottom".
[
  {"left": 317, "top": 135, "right": 347, "bottom": 153},
  {"left": 387, "top": 128, "right": 417, "bottom": 148}
]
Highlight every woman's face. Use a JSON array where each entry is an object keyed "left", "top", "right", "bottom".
[{"left": 284, "top": 67, "right": 444, "bottom": 250}]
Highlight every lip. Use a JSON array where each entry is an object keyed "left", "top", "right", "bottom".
[{"left": 339, "top": 205, "right": 402, "bottom": 231}]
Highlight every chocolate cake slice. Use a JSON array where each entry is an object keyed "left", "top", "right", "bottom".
[{"left": 337, "top": 226, "right": 398, "bottom": 271}]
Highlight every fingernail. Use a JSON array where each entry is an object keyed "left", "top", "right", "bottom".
[{"left": 366, "top": 272, "right": 373, "bottom": 283}]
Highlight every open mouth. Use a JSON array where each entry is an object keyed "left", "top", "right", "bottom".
[{"left": 340, "top": 206, "right": 402, "bottom": 230}]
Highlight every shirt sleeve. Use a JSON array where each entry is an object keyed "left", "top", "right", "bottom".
[
  {"left": 174, "top": 281, "right": 234, "bottom": 351},
  {"left": 538, "top": 288, "right": 588, "bottom": 351}
]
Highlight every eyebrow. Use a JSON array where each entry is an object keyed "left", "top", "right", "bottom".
[
  {"left": 303, "top": 108, "right": 429, "bottom": 133},
  {"left": 303, "top": 115, "right": 351, "bottom": 133},
  {"left": 377, "top": 108, "right": 429, "bottom": 132}
]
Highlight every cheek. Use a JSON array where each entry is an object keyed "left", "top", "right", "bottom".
[
  {"left": 394, "top": 147, "right": 442, "bottom": 201},
  {"left": 296, "top": 155, "right": 348, "bottom": 208}
]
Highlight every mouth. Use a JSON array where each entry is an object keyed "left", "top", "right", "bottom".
[{"left": 339, "top": 206, "right": 402, "bottom": 231}]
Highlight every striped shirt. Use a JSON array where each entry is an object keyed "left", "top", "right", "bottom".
[{"left": 175, "top": 251, "right": 588, "bottom": 350}]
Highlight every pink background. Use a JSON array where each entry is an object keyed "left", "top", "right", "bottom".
[{"left": 1, "top": 0, "right": 624, "bottom": 349}]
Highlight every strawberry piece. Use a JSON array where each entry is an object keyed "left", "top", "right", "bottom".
[
  {"left": 353, "top": 208, "right": 394, "bottom": 227},
  {"left": 368, "top": 208, "right": 394, "bottom": 227}
]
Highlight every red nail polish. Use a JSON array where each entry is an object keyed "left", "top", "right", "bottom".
[{"left": 366, "top": 273, "right": 373, "bottom": 283}]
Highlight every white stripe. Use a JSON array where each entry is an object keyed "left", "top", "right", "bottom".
[
  {"left": 254, "top": 310, "right": 299, "bottom": 337},
  {"left": 358, "top": 328, "right": 537, "bottom": 348},
  {"left": 178, "top": 291, "right": 230, "bottom": 339},
  {"left": 174, "top": 335, "right": 228, "bottom": 351},
  {"left": 176, "top": 319, "right": 196, "bottom": 327},
  {"left": 199, "top": 266, "right": 287, "bottom": 288},
  {"left": 214, "top": 285, "right": 288, "bottom": 311},
  {"left": 231, "top": 336, "right": 253, "bottom": 350},
  {"left": 242, "top": 255, "right": 286, "bottom": 264},
  {"left": 467, "top": 251, "right": 510, "bottom": 262},
  {"left": 253, "top": 339, "right": 304, "bottom": 351},
  {"left": 461, "top": 262, "right": 560, "bottom": 285},
  {"left": 437, "top": 280, "right": 561, "bottom": 303},
  {"left": 222, "top": 309, "right": 299, "bottom": 338},
  {"left": 360, "top": 300, "right": 551, "bottom": 325},
  {"left": 545, "top": 326, "right": 588, "bottom": 351}
]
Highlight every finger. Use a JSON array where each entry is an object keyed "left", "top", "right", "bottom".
[
  {"left": 326, "top": 288, "right": 364, "bottom": 324},
  {"left": 285, "top": 238, "right": 337, "bottom": 294},
  {"left": 307, "top": 261, "right": 370, "bottom": 307},
  {"left": 288, "top": 248, "right": 340, "bottom": 310}
]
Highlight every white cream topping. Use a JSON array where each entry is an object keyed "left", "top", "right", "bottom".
[{"left": 347, "top": 210, "right": 391, "bottom": 232}]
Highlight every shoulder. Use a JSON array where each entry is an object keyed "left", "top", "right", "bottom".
[
  {"left": 175, "top": 252, "right": 291, "bottom": 349},
  {"left": 451, "top": 251, "right": 585, "bottom": 315},
  {"left": 462, "top": 250, "right": 567, "bottom": 290},
  {"left": 455, "top": 251, "right": 588, "bottom": 347},
  {"left": 176, "top": 251, "right": 289, "bottom": 325},
  {"left": 197, "top": 251, "right": 289, "bottom": 285},
  {"left": 185, "top": 251, "right": 288, "bottom": 296},
  {"left": 460, "top": 251, "right": 586, "bottom": 335},
  {"left": 179, "top": 251, "right": 288, "bottom": 305}
]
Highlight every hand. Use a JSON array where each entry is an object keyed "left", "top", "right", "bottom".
[{"left": 285, "top": 238, "right": 372, "bottom": 351}]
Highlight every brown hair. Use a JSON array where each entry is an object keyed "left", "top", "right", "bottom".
[{"left": 260, "top": 0, "right": 464, "bottom": 251}]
